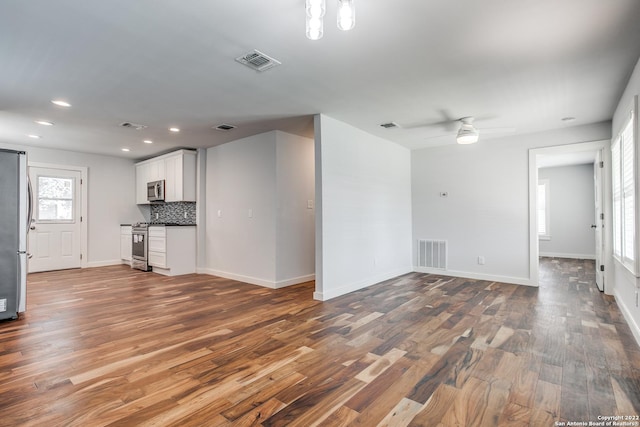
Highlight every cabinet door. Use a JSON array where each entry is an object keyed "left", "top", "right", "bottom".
[
  {"left": 135, "top": 163, "right": 149, "bottom": 204},
  {"left": 148, "top": 236, "right": 166, "bottom": 253},
  {"left": 148, "top": 159, "right": 166, "bottom": 182},
  {"left": 148, "top": 251, "right": 167, "bottom": 268},
  {"left": 120, "top": 233, "right": 132, "bottom": 261},
  {"left": 164, "top": 155, "right": 181, "bottom": 202}
]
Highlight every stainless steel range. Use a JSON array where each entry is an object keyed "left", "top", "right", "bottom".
[{"left": 131, "top": 223, "right": 152, "bottom": 271}]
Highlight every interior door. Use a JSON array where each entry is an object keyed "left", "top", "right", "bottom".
[
  {"left": 28, "top": 166, "right": 82, "bottom": 273},
  {"left": 594, "top": 150, "right": 604, "bottom": 291}
]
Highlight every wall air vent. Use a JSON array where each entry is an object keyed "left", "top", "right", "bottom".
[
  {"left": 380, "top": 122, "right": 398, "bottom": 129},
  {"left": 418, "top": 239, "right": 447, "bottom": 269},
  {"left": 214, "top": 124, "right": 236, "bottom": 131},
  {"left": 235, "top": 50, "right": 281, "bottom": 72},
  {"left": 120, "top": 122, "right": 148, "bottom": 130}
]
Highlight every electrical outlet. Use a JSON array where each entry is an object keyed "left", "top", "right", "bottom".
[
  {"left": 248, "top": 209, "right": 253, "bottom": 218},
  {"left": 183, "top": 212, "right": 188, "bottom": 219},
  {"left": 217, "top": 210, "right": 222, "bottom": 218},
  {"left": 478, "top": 256, "right": 485, "bottom": 265},
  {"left": 307, "top": 200, "right": 314, "bottom": 209}
]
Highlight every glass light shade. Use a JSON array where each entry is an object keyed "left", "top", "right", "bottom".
[
  {"left": 456, "top": 125, "right": 479, "bottom": 144},
  {"left": 306, "top": 16, "right": 324, "bottom": 40},
  {"left": 306, "top": 0, "right": 325, "bottom": 17},
  {"left": 337, "top": 0, "right": 355, "bottom": 31}
]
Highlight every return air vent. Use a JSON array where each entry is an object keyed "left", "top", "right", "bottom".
[
  {"left": 120, "top": 122, "right": 148, "bottom": 130},
  {"left": 380, "top": 122, "right": 398, "bottom": 129},
  {"left": 418, "top": 239, "right": 447, "bottom": 269},
  {"left": 235, "top": 50, "right": 281, "bottom": 72},
  {"left": 214, "top": 124, "right": 236, "bottom": 131}
]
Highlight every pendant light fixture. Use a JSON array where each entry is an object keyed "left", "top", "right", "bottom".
[
  {"left": 337, "top": 0, "right": 355, "bottom": 31},
  {"left": 306, "top": 0, "right": 326, "bottom": 40},
  {"left": 306, "top": 0, "right": 355, "bottom": 40}
]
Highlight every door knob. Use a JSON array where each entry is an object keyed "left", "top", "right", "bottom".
[
  {"left": 591, "top": 224, "right": 597, "bottom": 229},
  {"left": 30, "top": 226, "right": 36, "bottom": 230}
]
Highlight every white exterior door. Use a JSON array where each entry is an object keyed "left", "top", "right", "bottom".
[
  {"left": 594, "top": 150, "right": 605, "bottom": 291},
  {"left": 28, "top": 166, "right": 83, "bottom": 272}
]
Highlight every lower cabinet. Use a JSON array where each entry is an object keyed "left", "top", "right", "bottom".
[
  {"left": 148, "top": 225, "right": 196, "bottom": 276},
  {"left": 120, "top": 226, "right": 132, "bottom": 264}
]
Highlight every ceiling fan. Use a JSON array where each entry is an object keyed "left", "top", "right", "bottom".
[{"left": 386, "top": 114, "right": 515, "bottom": 145}]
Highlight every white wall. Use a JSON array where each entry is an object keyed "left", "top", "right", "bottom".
[
  {"left": 611, "top": 56, "right": 640, "bottom": 345},
  {"left": 204, "top": 130, "right": 315, "bottom": 288},
  {"left": 205, "top": 132, "right": 277, "bottom": 285},
  {"left": 0, "top": 141, "right": 142, "bottom": 266},
  {"left": 276, "top": 131, "right": 315, "bottom": 285},
  {"left": 539, "top": 164, "right": 596, "bottom": 259},
  {"left": 411, "top": 122, "right": 611, "bottom": 285},
  {"left": 314, "top": 115, "right": 413, "bottom": 301}
]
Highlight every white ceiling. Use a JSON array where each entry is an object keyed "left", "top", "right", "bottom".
[{"left": 1, "top": 1, "right": 639, "bottom": 160}]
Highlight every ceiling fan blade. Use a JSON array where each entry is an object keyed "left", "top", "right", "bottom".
[
  {"left": 397, "top": 119, "right": 454, "bottom": 129},
  {"left": 422, "top": 133, "right": 455, "bottom": 140},
  {"left": 476, "top": 127, "right": 516, "bottom": 134}
]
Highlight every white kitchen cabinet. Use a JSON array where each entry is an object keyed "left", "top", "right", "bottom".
[
  {"left": 135, "top": 163, "right": 149, "bottom": 204},
  {"left": 147, "top": 159, "right": 165, "bottom": 182},
  {"left": 120, "top": 226, "right": 132, "bottom": 264},
  {"left": 164, "top": 151, "right": 196, "bottom": 202},
  {"left": 148, "top": 225, "right": 196, "bottom": 276},
  {"left": 135, "top": 150, "right": 196, "bottom": 204}
]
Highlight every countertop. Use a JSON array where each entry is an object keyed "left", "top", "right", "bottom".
[{"left": 120, "top": 223, "right": 196, "bottom": 227}]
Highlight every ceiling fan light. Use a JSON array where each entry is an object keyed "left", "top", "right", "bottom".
[
  {"left": 337, "top": 0, "right": 355, "bottom": 31},
  {"left": 456, "top": 125, "right": 479, "bottom": 144}
]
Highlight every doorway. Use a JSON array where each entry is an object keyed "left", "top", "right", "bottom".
[
  {"left": 528, "top": 141, "right": 609, "bottom": 291},
  {"left": 28, "top": 163, "right": 88, "bottom": 272}
]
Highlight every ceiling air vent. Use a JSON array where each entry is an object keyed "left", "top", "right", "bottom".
[
  {"left": 120, "top": 122, "right": 148, "bottom": 130},
  {"left": 235, "top": 50, "right": 281, "bottom": 72},
  {"left": 214, "top": 124, "right": 236, "bottom": 131},
  {"left": 380, "top": 122, "right": 398, "bottom": 129}
]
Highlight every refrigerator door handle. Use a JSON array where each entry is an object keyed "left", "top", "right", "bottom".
[{"left": 27, "top": 176, "right": 34, "bottom": 232}]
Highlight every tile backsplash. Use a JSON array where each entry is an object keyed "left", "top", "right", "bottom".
[{"left": 148, "top": 202, "right": 196, "bottom": 224}]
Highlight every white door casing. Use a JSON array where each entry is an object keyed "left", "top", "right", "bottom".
[
  {"left": 28, "top": 164, "right": 87, "bottom": 272},
  {"left": 593, "top": 150, "right": 605, "bottom": 291}
]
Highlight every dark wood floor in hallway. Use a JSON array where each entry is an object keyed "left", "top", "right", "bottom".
[{"left": 0, "top": 258, "right": 638, "bottom": 426}]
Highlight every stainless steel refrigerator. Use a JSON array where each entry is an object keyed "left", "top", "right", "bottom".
[{"left": 0, "top": 149, "right": 30, "bottom": 320}]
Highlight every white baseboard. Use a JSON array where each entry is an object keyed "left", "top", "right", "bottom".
[
  {"left": 86, "top": 259, "right": 123, "bottom": 268},
  {"left": 413, "top": 267, "right": 534, "bottom": 287},
  {"left": 275, "top": 274, "right": 315, "bottom": 289},
  {"left": 197, "top": 268, "right": 314, "bottom": 290},
  {"left": 539, "top": 252, "right": 596, "bottom": 260},
  {"left": 313, "top": 266, "right": 413, "bottom": 301},
  {"left": 614, "top": 288, "right": 640, "bottom": 348}
]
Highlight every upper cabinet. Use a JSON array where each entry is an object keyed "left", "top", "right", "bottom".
[{"left": 135, "top": 150, "right": 197, "bottom": 204}]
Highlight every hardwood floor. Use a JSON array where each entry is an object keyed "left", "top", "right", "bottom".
[{"left": 0, "top": 258, "right": 638, "bottom": 426}]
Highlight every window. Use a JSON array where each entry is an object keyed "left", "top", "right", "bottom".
[
  {"left": 37, "top": 176, "right": 75, "bottom": 222},
  {"left": 537, "top": 179, "right": 550, "bottom": 240},
  {"left": 611, "top": 111, "right": 635, "bottom": 270}
]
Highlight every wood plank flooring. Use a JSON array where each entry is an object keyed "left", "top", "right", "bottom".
[{"left": 0, "top": 258, "right": 638, "bottom": 426}]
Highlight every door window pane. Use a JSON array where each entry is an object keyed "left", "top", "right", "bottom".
[{"left": 37, "top": 176, "right": 74, "bottom": 221}]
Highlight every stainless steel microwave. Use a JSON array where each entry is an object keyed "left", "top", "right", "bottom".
[{"left": 147, "top": 180, "right": 165, "bottom": 202}]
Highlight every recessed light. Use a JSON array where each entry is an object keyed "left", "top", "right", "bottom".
[
  {"left": 27, "top": 134, "right": 41, "bottom": 139},
  {"left": 35, "top": 120, "right": 54, "bottom": 126},
  {"left": 561, "top": 117, "right": 576, "bottom": 122},
  {"left": 169, "top": 127, "right": 180, "bottom": 133},
  {"left": 121, "top": 148, "right": 130, "bottom": 152},
  {"left": 143, "top": 140, "right": 153, "bottom": 144},
  {"left": 51, "top": 99, "right": 71, "bottom": 107}
]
